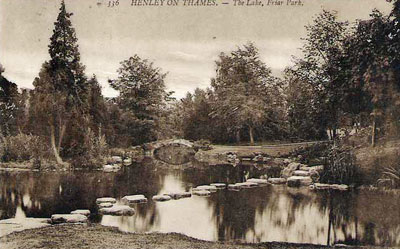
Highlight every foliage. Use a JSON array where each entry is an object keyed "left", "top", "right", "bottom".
[
  {"left": 377, "top": 165, "right": 400, "bottom": 189},
  {"left": 2, "top": 134, "right": 49, "bottom": 164},
  {"left": 110, "top": 55, "right": 169, "bottom": 145},
  {"left": 320, "top": 145, "right": 362, "bottom": 185}
]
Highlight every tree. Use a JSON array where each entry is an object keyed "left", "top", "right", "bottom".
[
  {"left": 0, "top": 64, "right": 20, "bottom": 136},
  {"left": 211, "top": 43, "right": 281, "bottom": 144},
  {"left": 29, "top": 1, "right": 90, "bottom": 164},
  {"left": 292, "top": 10, "right": 349, "bottom": 139},
  {"left": 110, "top": 55, "right": 168, "bottom": 145}
]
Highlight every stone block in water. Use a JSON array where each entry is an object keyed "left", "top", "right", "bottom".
[
  {"left": 152, "top": 195, "right": 172, "bottom": 201},
  {"left": 96, "top": 197, "right": 116, "bottom": 204},
  {"left": 247, "top": 178, "right": 269, "bottom": 185},
  {"left": 70, "top": 209, "right": 90, "bottom": 217},
  {"left": 51, "top": 214, "right": 88, "bottom": 224},
  {"left": 237, "top": 182, "right": 258, "bottom": 188},
  {"left": 194, "top": 185, "right": 217, "bottom": 192},
  {"left": 287, "top": 176, "right": 312, "bottom": 187},
  {"left": 267, "top": 178, "right": 287, "bottom": 184},
  {"left": 192, "top": 189, "right": 211, "bottom": 196},
  {"left": 293, "top": 170, "right": 310, "bottom": 177},
  {"left": 99, "top": 205, "right": 135, "bottom": 216},
  {"left": 227, "top": 184, "right": 241, "bottom": 191},
  {"left": 210, "top": 183, "right": 226, "bottom": 189},
  {"left": 121, "top": 195, "right": 148, "bottom": 204},
  {"left": 97, "top": 202, "right": 113, "bottom": 208},
  {"left": 164, "top": 192, "right": 192, "bottom": 199}
]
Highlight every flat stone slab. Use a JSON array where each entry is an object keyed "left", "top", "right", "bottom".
[
  {"left": 164, "top": 192, "right": 192, "bottom": 199},
  {"left": 194, "top": 185, "right": 217, "bottom": 192},
  {"left": 97, "top": 202, "right": 113, "bottom": 208},
  {"left": 293, "top": 170, "right": 310, "bottom": 177},
  {"left": 210, "top": 183, "right": 226, "bottom": 189},
  {"left": 96, "top": 197, "right": 116, "bottom": 204},
  {"left": 192, "top": 190, "right": 211, "bottom": 196},
  {"left": 99, "top": 205, "right": 135, "bottom": 216},
  {"left": 152, "top": 195, "right": 172, "bottom": 201},
  {"left": 70, "top": 209, "right": 90, "bottom": 216},
  {"left": 287, "top": 176, "right": 313, "bottom": 187},
  {"left": 0, "top": 218, "right": 50, "bottom": 237},
  {"left": 247, "top": 178, "right": 269, "bottom": 185},
  {"left": 268, "top": 178, "right": 287, "bottom": 184},
  {"left": 121, "top": 195, "right": 148, "bottom": 204},
  {"left": 311, "top": 183, "right": 349, "bottom": 191},
  {"left": 237, "top": 182, "right": 259, "bottom": 188},
  {"left": 227, "top": 184, "right": 241, "bottom": 191},
  {"left": 51, "top": 214, "right": 88, "bottom": 224},
  {"left": 103, "top": 164, "right": 121, "bottom": 172}
]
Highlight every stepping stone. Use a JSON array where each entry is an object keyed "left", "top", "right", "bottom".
[
  {"left": 103, "top": 164, "right": 121, "bottom": 172},
  {"left": 227, "top": 184, "right": 241, "bottom": 191},
  {"left": 51, "top": 214, "right": 88, "bottom": 224},
  {"left": 123, "top": 158, "right": 132, "bottom": 165},
  {"left": 70, "top": 209, "right": 90, "bottom": 217},
  {"left": 96, "top": 197, "right": 116, "bottom": 204},
  {"left": 287, "top": 176, "right": 312, "bottom": 187},
  {"left": 210, "top": 183, "right": 226, "bottom": 189},
  {"left": 192, "top": 190, "right": 211, "bottom": 196},
  {"left": 311, "top": 183, "right": 349, "bottom": 191},
  {"left": 99, "top": 205, "right": 135, "bottom": 216},
  {"left": 164, "top": 192, "right": 192, "bottom": 199},
  {"left": 237, "top": 182, "right": 258, "bottom": 188},
  {"left": 121, "top": 195, "right": 148, "bottom": 204},
  {"left": 152, "top": 195, "right": 172, "bottom": 201},
  {"left": 247, "top": 178, "right": 269, "bottom": 185},
  {"left": 194, "top": 185, "right": 217, "bottom": 192},
  {"left": 293, "top": 170, "right": 310, "bottom": 177},
  {"left": 268, "top": 178, "right": 287, "bottom": 184},
  {"left": 111, "top": 156, "right": 123, "bottom": 163},
  {"left": 97, "top": 202, "right": 113, "bottom": 208}
]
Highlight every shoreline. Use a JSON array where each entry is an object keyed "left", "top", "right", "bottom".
[{"left": 0, "top": 223, "right": 381, "bottom": 249}]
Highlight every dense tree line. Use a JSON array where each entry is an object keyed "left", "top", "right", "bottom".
[{"left": 1, "top": 0, "right": 400, "bottom": 167}]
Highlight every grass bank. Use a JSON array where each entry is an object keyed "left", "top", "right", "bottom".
[{"left": 0, "top": 224, "right": 371, "bottom": 249}]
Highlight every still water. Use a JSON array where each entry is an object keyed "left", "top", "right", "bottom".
[{"left": 0, "top": 160, "right": 399, "bottom": 246}]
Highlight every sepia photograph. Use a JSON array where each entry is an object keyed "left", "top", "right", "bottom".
[{"left": 0, "top": 0, "right": 399, "bottom": 248}]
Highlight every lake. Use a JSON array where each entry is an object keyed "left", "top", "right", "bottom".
[{"left": 0, "top": 160, "right": 399, "bottom": 246}]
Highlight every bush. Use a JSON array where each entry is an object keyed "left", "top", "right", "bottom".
[
  {"left": 320, "top": 145, "right": 362, "bottom": 185},
  {"left": 1, "top": 134, "right": 49, "bottom": 165},
  {"left": 377, "top": 164, "right": 400, "bottom": 189}
]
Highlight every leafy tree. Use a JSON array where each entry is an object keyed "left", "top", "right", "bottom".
[
  {"left": 0, "top": 64, "right": 19, "bottom": 136},
  {"left": 211, "top": 43, "right": 281, "bottom": 144},
  {"left": 110, "top": 55, "right": 168, "bottom": 145},
  {"left": 292, "top": 10, "right": 349, "bottom": 139}
]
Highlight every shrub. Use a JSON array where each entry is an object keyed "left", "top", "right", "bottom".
[
  {"left": 2, "top": 134, "right": 49, "bottom": 165},
  {"left": 320, "top": 145, "right": 362, "bottom": 185},
  {"left": 377, "top": 165, "right": 400, "bottom": 189}
]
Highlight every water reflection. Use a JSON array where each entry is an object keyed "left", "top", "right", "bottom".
[{"left": 0, "top": 162, "right": 399, "bottom": 246}]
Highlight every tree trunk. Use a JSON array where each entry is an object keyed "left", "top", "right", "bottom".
[
  {"left": 236, "top": 130, "right": 241, "bottom": 144},
  {"left": 57, "top": 122, "right": 66, "bottom": 154},
  {"left": 371, "top": 116, "right": 376, "bottom": 147},
  {"left": 249, "top": 125, "right": 255, "bottom": 145},
  {"left": 50, "top": 124, "right": 64, "bottom": 165}
]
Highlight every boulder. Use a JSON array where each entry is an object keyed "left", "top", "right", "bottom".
[
  {"left": 164, "top": 192, "right": 192, "bottom": 199},
  {"left": 99, "top": 205, "right": 135, "bottom": 216},
  {"left": 70, "top": 209, "right": 90, "bottom": 217},
  {"left": 96, "top": 197, "right": 116, "bottom": 204},
  {"left": 210, "top": 183, "right": 226, "bottom": 189},
  {"left": 103, "top": 164, "right": 121, "bottom": 172},
  {"left": 111, "top": 156, "right": 123, "bottom": 163},
  {"left": 121, "top": 195, "right": 147, "bottom": 204},
  {"left": 97, "top": 202, "right": 113, "bottom": 208},
  {"left": 293, "top": 170, "right": 310, "bottom": 177},
  {"left": 51, "top": 214, "right": 88, "bottom": 224},
  {"left": 192, "top": 190, "right": 211, "bottom": 196},
  {"left": 287, "top": 176, "right": 313, "bottom": 187},
  {"left": 281, "top": 162, "right": 301, "bottom": 178},
  {"left": 123, "top": 158, "right": 132, "bottom": 165},
  {"left": 152, "top": 195, "right": 172, "bottom": 201},
  {"left": 194, "top": 185, "right": 218, "bottom": 192},
  {"left": 247, "top": 178, "right": 269, "bottom": 185},
  {"left": 268, "top": 178, "right": 287, "bottom": 184}
]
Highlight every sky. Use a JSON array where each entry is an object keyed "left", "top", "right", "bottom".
[{"left": 0, "top": 0, "right": 393, "bottom": 99}]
